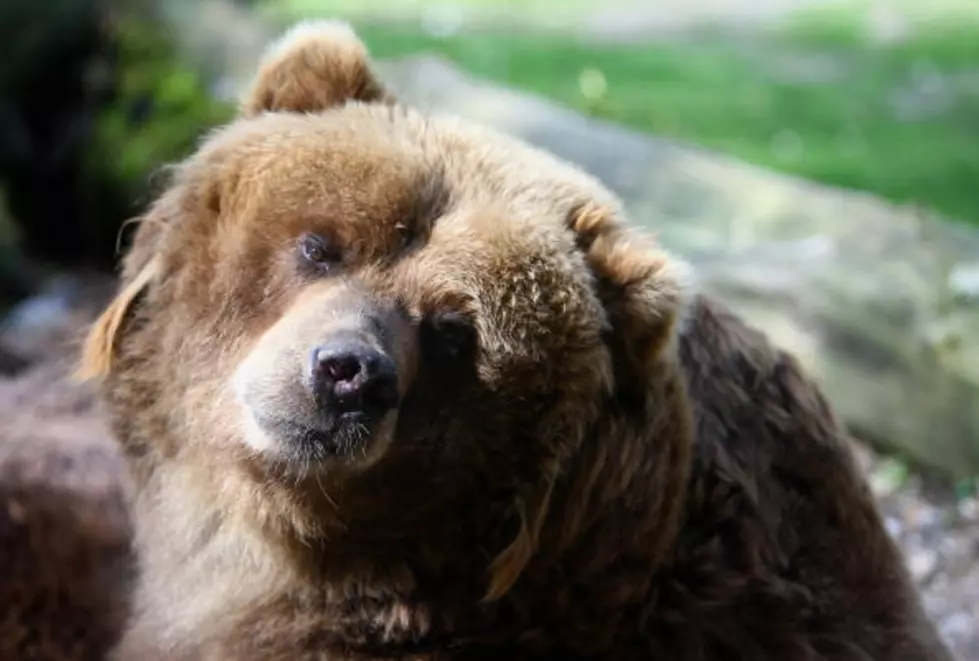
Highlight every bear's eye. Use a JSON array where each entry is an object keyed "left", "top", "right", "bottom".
[
  {"left": 421, "top": 311, "right": 477, "bottom": 364},
  {"left": 395, "top": 222, "right": 416, "bottom": 251},
  {"left": 298, "top": 233, "right": 342, "bottom": 270}
]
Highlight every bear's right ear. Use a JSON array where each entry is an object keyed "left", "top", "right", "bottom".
[{"left": 240, "top": 20, "right": 392, "bottom": 116}]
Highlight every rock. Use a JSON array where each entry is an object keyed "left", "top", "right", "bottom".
[
  {"left": 950, "top": 264, "right": 979, "bottom": 301},
  {"left": 908, "top": 547, "right": 940, "bottom": 582}
]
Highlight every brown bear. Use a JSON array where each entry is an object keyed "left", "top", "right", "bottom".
[{"left": 76, "top": 20, "right": 955, "bottom": 661}]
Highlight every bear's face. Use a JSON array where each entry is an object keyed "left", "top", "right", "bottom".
[
  {"left": 183, "top": 109, "right": 615, "bottom": 482},
  {"left": 78, "top": 22, "right": 688, "bottom": 593}
]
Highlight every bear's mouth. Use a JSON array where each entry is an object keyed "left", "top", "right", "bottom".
[{"left": 252, "top": 411, "right": 378, "bottom": 462}]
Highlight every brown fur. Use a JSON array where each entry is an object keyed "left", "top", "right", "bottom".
[
  {"left": 78, "top": 20, "right": 953, "bottom": 661},
  {"left": 0, "top": 355, "right": 132, "bottom": 661}
]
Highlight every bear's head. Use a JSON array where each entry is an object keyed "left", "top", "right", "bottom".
[{"left": 77, "top": 21, "right": 692, "bottom": 608}]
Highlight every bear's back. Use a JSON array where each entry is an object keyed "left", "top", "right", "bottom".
[{"left": 647, "top": 295, "right": 952, "bottom": 661}]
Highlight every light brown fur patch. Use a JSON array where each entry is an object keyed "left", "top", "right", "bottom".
[{"left": 75, "top": 255, "right": 161, "bottom": 381}]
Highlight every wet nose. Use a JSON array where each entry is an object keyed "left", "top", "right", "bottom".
[{"left": 309, "top": 340, "right": 400, "bottom": 416}]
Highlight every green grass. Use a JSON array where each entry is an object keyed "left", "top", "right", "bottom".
[
  {"left": 265, "top": 0, "right": 636, "bottom": 26},
  {"left": 264, "top": 1, "right": 979, "bottom": 226}
]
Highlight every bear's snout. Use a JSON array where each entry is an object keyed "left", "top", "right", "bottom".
[
  {"left": 307, "top": 335, "right": 400, "bottom": 420},
  {"left": 229, "top": 285, "right": 416, "bottom": 468}
]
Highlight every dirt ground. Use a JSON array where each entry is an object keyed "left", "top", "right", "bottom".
[
  {"left": 0, "top": 274, "right": 976, "bottom": 659},
  {"left": 852, "top": 442, "right": 979, "bottom": 660}
]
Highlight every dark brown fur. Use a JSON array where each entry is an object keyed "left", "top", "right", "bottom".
[{"left": 76, "top": 19, "right": 953, "bottom": 661}]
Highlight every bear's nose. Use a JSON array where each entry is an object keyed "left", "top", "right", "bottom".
[{"left": 309, "top": 340, "right": 400, "bottom": 416}]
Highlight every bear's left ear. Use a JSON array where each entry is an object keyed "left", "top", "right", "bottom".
[
  {"left": 240, "top": 20, "right": 392, "bottom": 116},
  {"left": 74, "top": 191, "right": 175, "bottom": 382},
  {"left": 567, "top": 203, "right": 691, "bottom": 398}
]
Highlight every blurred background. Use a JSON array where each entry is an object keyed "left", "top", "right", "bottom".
[{"left": 0, "top": 0, "right": 978, "bottom": 657}]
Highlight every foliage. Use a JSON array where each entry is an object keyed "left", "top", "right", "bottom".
[
  {"left": 83, "top": 14, "right": 233, "bottom": 210},
  {"left": 0, "top": 0, "right": 233, "bottom": 277}
]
